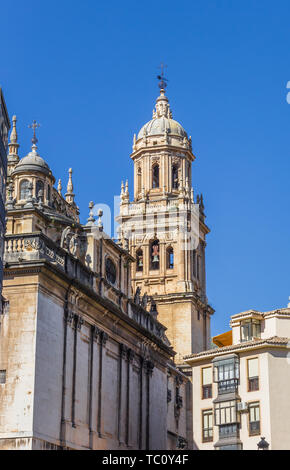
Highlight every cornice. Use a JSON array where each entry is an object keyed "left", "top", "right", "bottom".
[{"left": 4, "top": 259, "right": 174, "bottom": 359}]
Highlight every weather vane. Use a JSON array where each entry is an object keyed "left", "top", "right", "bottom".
[
  {"left": 28, "top": 120, "right": 41, "bottom": 146},
  {"left": 157, "top": 63, "right": 168, "bottom": 90}
]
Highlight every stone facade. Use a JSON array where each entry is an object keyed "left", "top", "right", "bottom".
[
  {"left": 0, "top": 118, "right": 192, "bottom": 450},
  {"left": 185, "top": 308, "right": 290, "bottom": 450},
  {"left": 117, "top": 87, "right": 214, "bottom": 362},
  {"left": 0, "top": 89, "right": 10, "bottom": 313}
]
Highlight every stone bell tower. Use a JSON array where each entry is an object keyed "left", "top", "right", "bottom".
[{"left": 117, "top": 82, "right": 214, "bottom": 362}]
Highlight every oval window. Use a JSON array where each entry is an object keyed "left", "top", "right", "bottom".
[{"left": 106, "top": 258, "right": 117, "bottom": 285}]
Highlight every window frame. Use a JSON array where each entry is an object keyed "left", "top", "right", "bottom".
[
  {"left": 214, "top": 400, "right": 240, "bottom": 426},
  {"left": 172, "top": 165, "right": 179, "bottom": 190},
  {"left": 247, "top": 357, "right": 259, "bottom": 392},
  {"left": 240, "top": 319, "right": 261, "bottom": 342},
  {"left": 201, "top": 366, "right": 213, "bottom": 400},
  {"left": 166, "top": 246, "right": 174, "bottom": 270},
  {"left": 0, "top": 370, "right": 6, "bottom": 384},
  {"left": 152, "top": 164, "right": 160, "bottom": 189},
  {"left": 213, "top": 356, "right": 239, "bottom": 394},
  {"left": 19, "top": 179, "right": 30, "bottom": 200},
  {"left": 150, "top": 239, "right": 160, "bottom": 270},
  {"left": 136, "top": 248, "right": 143, "bottom": 272},
  {"left": 248, "top": 401, "right": 261, "bottom": 436},
  {"left": 202, "top": 409, "right": 213, "bottom": 443},
  {"left": 36, "top": 179, "right": 44, "bottom": 200}
]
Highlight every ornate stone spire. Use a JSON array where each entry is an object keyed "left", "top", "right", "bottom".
[
  {"left": 133, "top": 133, "right": 137, "bottom": 151},
  {"left": 122, "top": 179, "right": 129, "bottom": 203},
  {"left": 28, "top": 120, "right": 41, "bottom": 155},
  {"left": 120, "top": 181, "right": 126, "bottom": 204},
  {"left": 86, "top": 201, "right": 96, "bottom": 226},
  {"left": 153, "top": 89, "right": 172, "bottom": 119},
  {"left": 97, "top": 209, "right": 103, "bottom": 231},
  {"left": 8, "top": 115, "right": 20, "bottom": 167},
  {"left": 57, "top": 179, "right": 62, "bottom": 195},
  {"left": 65, "top": 168, "right": 75, "bottom": 204},
  {"left": 10, "top": 115, "right": 18, "bottom": 144}
]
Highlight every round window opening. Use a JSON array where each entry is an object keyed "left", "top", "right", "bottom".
[{"left": 106, "top": 258, "right": 116, "bottom": 285}]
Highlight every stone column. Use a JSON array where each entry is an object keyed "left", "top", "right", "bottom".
[
  {"left": 71, "top": 314, "right": 83, "bottom": 428},
  {"left": 144, "top": 360, "right": 154, "bottom": 449},
  {"left": 125, "top": 348, "right": 135, "bottom": 447},
  {"left": 117, "top": 343, "right": 128, "bottom": 444},
  {"left": 97, "top": 329, "right": 108, "bottom": 438}
]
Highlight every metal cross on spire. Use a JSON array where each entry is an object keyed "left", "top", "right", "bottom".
[
  {"left": 28, "top": 120, "right": 41, "bottom": 146},
  {"left": 157, "top": 63, "right": 168, "bottom": 90}
]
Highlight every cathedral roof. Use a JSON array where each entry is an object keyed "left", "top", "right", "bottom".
[
  {"left": 137, "top": 89, "right": 187, "bottom": 140},
  {"left": 12, "top": 144, "right": 51, "bottom": 177}
]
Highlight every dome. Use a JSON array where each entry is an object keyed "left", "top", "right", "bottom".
[
  {"left": 13, "top": 144, "right": 51, "bottom": 176},
  {"left": 137, "top": 88, "right": 188, "bottom": 141},
  {"left": 137, "top": 117, "right": 187, "bottom": 140}
]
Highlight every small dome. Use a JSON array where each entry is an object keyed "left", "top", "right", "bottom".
[
  {"left": 137, "top": 88, "right": 188, "bottom": 140},
  {"left": 137, "top": 117, "right": 187, "bottom": 140},
  {"left": 13, "top": 145, "right": 51, "bottom": 176}
]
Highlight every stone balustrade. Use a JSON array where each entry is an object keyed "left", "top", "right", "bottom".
[
  {"left": 4, "top": 232, "right": 94, "bottom": 289},
  {"left": 128, "top": 300, "right": 170, "bottom": 345},
  {"left": 4, "top": 232, "right": 169, "bottom": 346}
]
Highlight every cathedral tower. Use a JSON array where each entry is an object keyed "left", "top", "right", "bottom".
[{"left": 117, "top": 83, "right": 214, "bottom": 362}]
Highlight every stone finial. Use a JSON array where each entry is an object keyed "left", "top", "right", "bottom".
[
  {"left": 133, "top": 133, "right": 137, "bottom": 151},
  {"left": 191, "top": 187, "right": 194, "bottom": 203},
  {"left": 120, "top": 181, "right": 125, "bottom": 203},
  {"left": 98, "top": 209, "right": 103, "bottom": 231},
  {"left": 65, "top": 168, "right": 75, "bottom": 204},
  {"left": 57, "top": 179, "right": 62, "bottom": 195},
  {"left": 8, "top": 115, "right": 20, "bottom": 164},
  {"left": 125, "top": 180, "right": 129, "bottom": 200},
  {"left": 10, "top": 115, "right": 18, "bottom": 143},
  {"left": 86, "top": 201, "right": 96, "bottom": 226}
]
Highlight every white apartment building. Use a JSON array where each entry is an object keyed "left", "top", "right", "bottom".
[{"left": 184, "top": 307, "right": 290, "bottom": 450}]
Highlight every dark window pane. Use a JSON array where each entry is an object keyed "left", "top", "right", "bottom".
[
  {"left": 202, "top": 384, "right": 212, "bottom": 399},
  {"left": 106, "top": 258, "right": 116, "bottom": 284},
  {"left": 248, "top": 377, "right": 259, "bottom": 392}
]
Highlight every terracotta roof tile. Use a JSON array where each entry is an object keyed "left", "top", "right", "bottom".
[{"left": 184, "top": 336, "right": 289, "bottom": 361}]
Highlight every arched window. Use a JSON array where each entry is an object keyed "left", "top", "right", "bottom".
[
  {"left": 105, "top": 258, "right": 117, "bottom": 285},
  {"left": 152, "top": 165, "right": 159, "bottom": 189},
  {"left": 172, "top": 165, "right": 179, "bottom": 189},
  {"left": 136, "top": 248, "right": 143, "bottom": 272},
  {"left": 20, "top": 179, "right": 30, "bottom": 200},
  {"left": 167, "top": 247, "right": 174, "bottom": 269},
  {"left": 150, "top": 240, "right": 160, "bottom": 270},
  {"left": 36, "top": 180, "right": 44, "bottom": 199}
]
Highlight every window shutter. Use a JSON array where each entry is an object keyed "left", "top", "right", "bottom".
[
  {"left": 248, "top": 358, "right": 258, "bottom": 378},
  {"left": 202, "top": 367, "right": 212, "bottom": 385}
]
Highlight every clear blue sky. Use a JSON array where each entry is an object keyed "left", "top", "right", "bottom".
[{"left": 1, "top": 0, "right": 290, "bottom": 336}]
